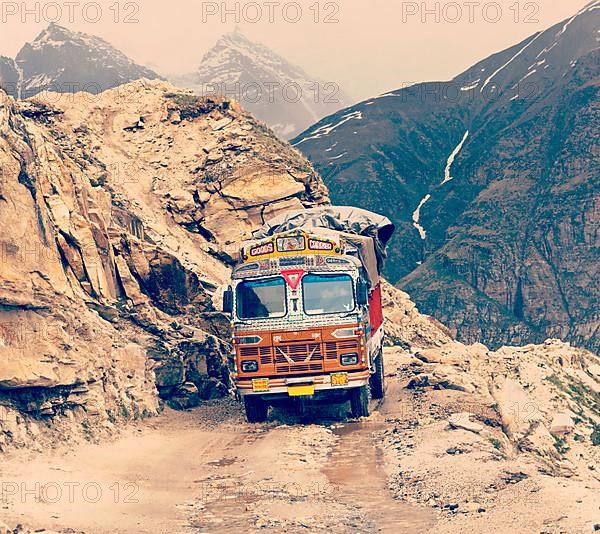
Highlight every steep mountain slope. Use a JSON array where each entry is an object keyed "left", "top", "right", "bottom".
[
  {"left": 293, "top": 1, "right": 600, "bottom": 351},
  {"left": 175, "top": 30, "right": 352, "bottom": 139},
  {"left": 0, "top": 79, "right": 329, "bottom": 449},
  {"left": 0, "top": 56, "right": 19, "bottom": 98},
  {"left": 13, "top": 23, "right": 163, "bottom": 98}
]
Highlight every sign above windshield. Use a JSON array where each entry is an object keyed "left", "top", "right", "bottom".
[{"left": 241, "top": 231, "right": 341, "bottom": 263}]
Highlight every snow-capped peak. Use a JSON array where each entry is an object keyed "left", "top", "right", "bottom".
[
  {"left": 180, "top": 30, "right": 351, "bottom": 139},
  {"left": 14, "top": 23, "right": 162, "bottom": 98}
]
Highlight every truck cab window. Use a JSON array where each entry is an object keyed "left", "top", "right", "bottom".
[
  {"left": 302, "top": 273, "right": 355, "bottom": 315},
  {"left": 236, "top": 278, "right": 287, "bottom": 319}
]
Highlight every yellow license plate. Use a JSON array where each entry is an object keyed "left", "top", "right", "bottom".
[
  {"left": 288, "top": 385, "right": 315, "bottom": 397},
  {"left": 252, "top": 378, "right": 269, "bottom": 392},
  {"left": 331, "top": 373, "right": 348, "bottom": 387}
]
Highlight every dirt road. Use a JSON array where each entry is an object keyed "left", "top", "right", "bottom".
[
  {"left": 2, "top": 349, "right": 598, "bottom": 533},
  {"left": 1, "top": 350, "right": 436, "bottom": 533}
]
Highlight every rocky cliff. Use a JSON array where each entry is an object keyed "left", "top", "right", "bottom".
[
  {"left": 293, "top": 2, "right": 600, "bottom": 352},
  {"left": 0, "top": 79, "right": 329, "bottom": 450}
]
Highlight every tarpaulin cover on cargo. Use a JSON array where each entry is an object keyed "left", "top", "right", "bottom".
[{"left": 253, "top": 206, "right": 395, "bottom": 288}]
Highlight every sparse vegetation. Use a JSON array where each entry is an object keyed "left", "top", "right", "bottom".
[
  {"left": 545, "top": 374, "right": 600, "bottom": 419},
  {"left": 552, "top": 435, "right": 570, "bottom": 455},
  {"left": 81, "top": 420, "right": 93, "bottom": 441},
  {"left": 489, "top": 437, "right": 502, "bottom": 450},
  {"left": 164, "top": 92, "right": 222, "bottom": 120}
]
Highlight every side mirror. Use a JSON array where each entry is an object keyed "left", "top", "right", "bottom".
[
  {"left": 356, "top": 280, "right": 369, "bottom": 306},
  {"left": 223, "top": 287, "right": 233, "bottom": 314}
]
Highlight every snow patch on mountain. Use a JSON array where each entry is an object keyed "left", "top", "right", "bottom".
[
  {"left": 461, "top": 80, "right": 480, "bottom": 91},
  {"left": 557, "top": 0, "right": 600, "bottom": 37},
  {"left": 293, "top": 111, "right": 362, "bottom": 146},
  {"left": 412, "top": 194, "right": 432, "bottom": 240},
  {"left": 442, "top": 131, "right": 469, "bottom": 186},
  {"left": 481, "top": 32, "right": 543, "bottom": 93},
  {"left": 411, "top": 130, "right": 469, "bottom": 241}
]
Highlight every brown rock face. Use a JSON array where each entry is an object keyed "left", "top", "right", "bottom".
[
  {"left": 0, "top": 79, "right": 328, "bottom": 449},
  {"left": 382, "top": 281, "right": 453, "bottom": 349}
]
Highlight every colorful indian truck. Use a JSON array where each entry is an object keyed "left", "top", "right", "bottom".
[{"left": 222, "top": 207, "right": 395, "bottom": 422}]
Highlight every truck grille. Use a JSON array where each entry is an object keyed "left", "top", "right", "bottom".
[
  {"left": 325, "top": 340, "right": 359, "bottom": 360},
  {"left": 239, "top": 339, "right": 357, "bottom": 375},
  {"left": 274, "top": 342, "right": 324, "bottom": 374},
  {"left": 239, "top": 346, "right": 273, "bottom": 365}
]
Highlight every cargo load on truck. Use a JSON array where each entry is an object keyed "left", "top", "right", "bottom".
[
  {"left": 223, "top": 206, "right": 395, "bottom": 422},
  {"left": 251, "top": 206, "right": 395, "bottom": 287}
]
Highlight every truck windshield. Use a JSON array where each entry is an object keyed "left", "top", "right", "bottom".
[
  {"left": 302, "top": 274, "right": 355, "bottom": 315},
  {"left": 236, "top": 278, "right": 287, "bottom": 320}
]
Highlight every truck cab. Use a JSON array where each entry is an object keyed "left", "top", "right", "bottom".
[{"left": 224, "top": 224, "right": 388, "bottom": 423}]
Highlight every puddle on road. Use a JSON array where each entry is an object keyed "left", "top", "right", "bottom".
[{"left": 324, "top": 420, "right": 435, "bottom": 533}]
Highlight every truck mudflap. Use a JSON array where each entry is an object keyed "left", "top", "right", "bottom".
[{"left": 236, "top": 370, "right": 371, "bottom": 397}]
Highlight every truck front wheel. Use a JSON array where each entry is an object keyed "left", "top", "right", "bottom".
[
  {"left": 350, "top": 385, "right": 370, "bottom": 418},
  {"left": 370, "top": 351, "right": 385, "bottom": 399},
  {"left": 244, "top": 396, "right": 268, "bottom": 423}
]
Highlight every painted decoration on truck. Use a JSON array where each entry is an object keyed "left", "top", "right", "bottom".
[
  {"left": 250, "top": 241, "right": 275, "bottom": 257},
  {"left": 281, "top": 269, "right": 305, "bottom": 290},
  {"left": 242, "top": 231, "right": 342, "bottom": 263},
  {"left": 308, "top": 237, "right": 335, "bottom": 251},
  {"left": 276, "top": 235, "right": 305, "bottom": 252}
]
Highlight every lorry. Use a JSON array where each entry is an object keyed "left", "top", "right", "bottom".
[{"left": 222, "top": 206, "right": 395, "bottom": 422}]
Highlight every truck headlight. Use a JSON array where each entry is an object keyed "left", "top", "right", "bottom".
[
  {"left": 241, "top": 360, "right": 259, "bottom": 373},
  {"left": 340, "top": 353, "right": 359, "bottom": 366}
]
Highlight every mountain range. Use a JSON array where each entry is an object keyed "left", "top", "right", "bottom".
[
  {"left": 293, "top": 0, "right": 600, "bottom": 351},
  {"left": 0, "top": 24, "right": 351, "bottom": 140}
]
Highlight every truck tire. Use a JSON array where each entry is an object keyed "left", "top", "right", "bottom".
[
  {"left": 244, "top": 396, "right": 268, "bottom": 423},
  {"left": 370, "top": 351, "right": 385, "bottom": 399},
  {"left": 350, "top": 385, "right": 370, "bottom": 418}
]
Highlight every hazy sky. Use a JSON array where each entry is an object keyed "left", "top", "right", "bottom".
[{"left": 0, "top": 0, "right": 592, "bottom": 100}]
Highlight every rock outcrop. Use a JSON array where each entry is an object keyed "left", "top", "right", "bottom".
[
  {"left": 404, "top": 338, "right": 600, "bottom": 473},
  {"left": 382, "top": 282, "right": 453, "bottom": 349},
  {"left": 385, "top": 339, "right": 600, "bottom": 533},
  {"left": 0, "top": 79, "right": 328, "bottom": 449}
]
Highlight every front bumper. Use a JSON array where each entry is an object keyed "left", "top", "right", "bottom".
[{"left": 235, "top": 370, "right": 370, "bottom": 398}]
